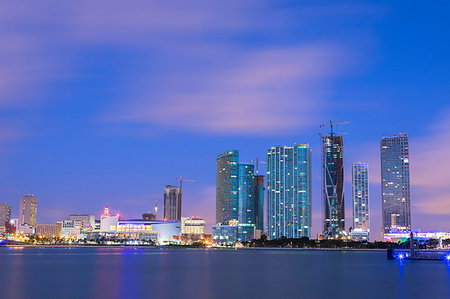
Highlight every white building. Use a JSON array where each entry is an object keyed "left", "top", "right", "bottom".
[
  {"left": 100, "top": 215, "right": 181, "bottom": 244},
  {"left": 351, "top": 162, "right": 370, "bottom": 241},
  {"left": 181, "top": 217, "right": 206, "bottom": 235}
]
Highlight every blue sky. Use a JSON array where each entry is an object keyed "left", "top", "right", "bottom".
[{"left": 0, "top": 1, "right": 449, "bottom": 240}]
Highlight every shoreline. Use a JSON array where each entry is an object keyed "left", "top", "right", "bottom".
[{"left": 1, "top": 244, "right": 387, "bottom": 252}]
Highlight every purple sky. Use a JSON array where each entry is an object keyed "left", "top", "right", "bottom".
[{"left": 0, "top": 1, "right": 450, "bottom": 240}]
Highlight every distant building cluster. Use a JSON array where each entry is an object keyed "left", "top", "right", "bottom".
[{"left": 211, "top": 128, "right": 418, "bottom": 245}]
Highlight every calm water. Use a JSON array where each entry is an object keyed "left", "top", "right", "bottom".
[{"left": 0, "top": 247, "right": 449, "bottom": 299}]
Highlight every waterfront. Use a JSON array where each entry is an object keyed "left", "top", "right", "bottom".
[{"left": 0, "top": 248, "right": 449, "bottom": 298}]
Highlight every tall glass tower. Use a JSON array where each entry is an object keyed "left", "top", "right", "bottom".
[
  {"left": 238, "top": 163, "right": 256, "bottom": 226},
  {"left": 351, "top": 162, "right": 370, "bottom": 241},
  {"left": 163, "top": 185, "right": 182, "bottom": 220},
  {"left": 267, "top": 144, "right": 312, "bottom": 239},
  {"left": 322, "top": 135, "right": 345, "bottom": 239},
  {"left": 216, "top": 150, "right": 239, "bottom": 224},
  {"left": 254, "top": 174, "right": 265, "bottom": 231},
  {"left": 381, "top": 133, "right": 411, "bottom": 237}
]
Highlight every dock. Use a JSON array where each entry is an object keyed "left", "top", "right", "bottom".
[{"left": 387, "top": 232, "right": 450, "bottom": 261}]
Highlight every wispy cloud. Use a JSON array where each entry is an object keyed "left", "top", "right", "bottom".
[{"left": 109, "top": 43, "right": 350, "bottom": 135}]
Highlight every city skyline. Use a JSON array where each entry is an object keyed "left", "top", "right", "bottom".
[{"left": 0, "top": 1, "right": 450, "bottom": 242}]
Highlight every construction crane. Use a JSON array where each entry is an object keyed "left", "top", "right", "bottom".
[
  {"left": 251, "top": 157, "right": 267, "bottom": 175},
  {"left": 319, "top": 121, "right": 350, "bottom": 136},
  {"left": 175, "top": 176, "right": 196, "bottom": 193}
]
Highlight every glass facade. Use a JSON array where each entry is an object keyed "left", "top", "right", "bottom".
[
  {"left": 352, "top": 162, "right": 370, "bottom": 241},
  {"left": 267, "top": 144, "right": 312, "bottom": 240},
  {"left": 216, "top": 150, "right": 240, "bottom": 224},
  {"left": 238, "top": 163, "right": 256, "bottom": 226},
  {"left": 381, "top": 133, "right": 411, "bottom": 237},
  {"left": 254, "top": 175, "right": 265, "bottom": 231},
  {"left": 164, "top": 185, "right": 182, "bottom": 221},
  {"left": 322, "top": 135, "right": 345, "bottom": 239}
]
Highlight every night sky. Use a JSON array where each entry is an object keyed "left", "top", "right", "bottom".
[{"left": 1, "top": 1, "right": 449, "bottom": 240}]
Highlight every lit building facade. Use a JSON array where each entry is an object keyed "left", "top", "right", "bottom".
[
  {"left": 164, "top": 185, "right": 182, "bottom": 221},
  {"left": 267, "top": 144, "right": 312, "bottom": 240},
  {"left": 322, "top": 136, "right": 345, "bottom": 239},
  {"left": 36, "top": 224, "right": 59, "bottom": 238},
  {"left": 216, "top": 150, "right": 239, "bottom": 224},
  {"left": 381, "top": 133, "right": 411, "bottom": 237},
  {"left": 351, "top": 163, "right": 370, "bottom": 241},
  {"left": 212, "top": 220, "right": 255, "bottom": 244},
  {"left": 181, "top": 217, "right": 206, "bottom": 235},
  {"left": 238, "top": 163, "right": 256, "bottom": 226},
  {"left": 19, "top": 194, "right": 38, "bottom": 228},
  {"left": 0, "top": 203, "right": 12, "bottom": 226}
]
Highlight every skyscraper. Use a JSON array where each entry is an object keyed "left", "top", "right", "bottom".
[
  {"left": 254, "top": 174, "right": 264, "bottom": 231},
  {"left": 381, "top": 133, "right": 411, "bottom": 237},
  {"left": 0, "top": 203, "right": 12, "bottom": 226},
  {"left": 164, "top": 185, "right": 182, "bottom": 221},
  {"left": 267, "top": 144, "right": 312, "bottom": 239},
  {"left": 19, "top": 194, "right": 37, "bottom": 227},
  {"left": 238, "top": 163, "right": 256, "bottom": 226},
  {"left": 216, "top": 150, "right": 239, "bottom": 224},
  {"left": 351, "top": 162, "right": 370, "bottom": 241},
  {"left": 322, "top": 135, "right": 345, "bottom": 239}
]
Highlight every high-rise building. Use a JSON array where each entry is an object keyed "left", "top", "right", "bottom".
[
  {"left": 322, "top": 135, "right": 345, "bottom": 239},
  {"left": 0, "top": 203, "right": 12, "bottom": 226},
  {"left": 351, "top": 162, "right": 370, "bottom": 241},
  {"left": 19, "top": 194, "right": 37, "bottom": 228},
  {"left": 267, "top": 144, "right": 312, "bottom": 239},
  {"left": 216, "top": 150, "right": 239, "bottom": 224},
  {"left": 254, "top": 174, "right": 265, "bottom": 231},
  {"left": 238, "top": 163, "right": 256, "bottom": 226},
  {"left": 164, "top": 185, "right": 182, "bottom": 221},
  {"left": 381, "top": 133, "right": 411, "bottom": 238}
]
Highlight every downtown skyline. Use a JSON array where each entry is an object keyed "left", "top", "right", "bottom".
[{"left": 0, "top": 1, "right": 450, "bottom": 241}]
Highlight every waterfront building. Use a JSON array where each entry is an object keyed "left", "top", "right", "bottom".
[
  {"left": 351, "top": 163, "right": 370, "bottom": 241},
  {"left": 19, "top": 194, "right": 38, "bottom": 228},
  {"left": 0, "top": 203, "right": 12, "bottom": 226},
  {"left": 36, "top": 224, "right": 59, "bottom": 238},
  {"left": 212, "top": 220, "right": 255, "bottom": 244},
  {"left": 100, "top": 216, "right": 181, "bottom": 244},
  {"left": 254, "top": 174, "right": 265, "bottom": 232},
  {"left": 322, "top": 135, "right": 345, "bottom": 239},
  {"left": 267, "top": 144, "right": 312, "bottom": 240},
  {"left": 181, "top": 216, "right": 207, "bottom": 243},
  {"left": 238, "top": 163, "right": 256, "bottom": 226},
  {"left": 216, "top": 150, "right": 240, "bottom": 224},
  {"left": 59, "top": 220, "right": 83, "bottom": 239},
  {"left": 181, "top": 217, "right": 206, "bottom": 235},
  {"left": 164, "top": 185, "right": 182, "bottom": 221},
  {"left": 216, "top": 150, "right": 261, "bottom": 229},
  {"left": 381, "top": 133, "right": 411, "bottom": 237},
  {"left": 68, "top": 214, "right": 96, "bottom": 228}
]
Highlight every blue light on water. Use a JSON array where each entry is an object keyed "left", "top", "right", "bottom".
[{"left": 445, "top": 254, "right": 450, "bottom": 261}]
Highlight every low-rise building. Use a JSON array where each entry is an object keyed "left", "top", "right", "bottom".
[
  {"left": 384, "top": 230, "right": 450, "bottom": 243},
  {"left": 212, "top": 220, "right": 255, "bottom": 245},
  {"left": 100, "top": 215, "right": 181, "bottom": 244},
  {"left": 36, "top": 224, "right": 59, "bottom": 238},
  {"left": 58, "top": 220, "right": 83, "bottom": 239}
]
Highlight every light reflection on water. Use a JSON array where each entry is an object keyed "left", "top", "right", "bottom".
[{"left": 0, "top": 247, "right": 449, "bottom": 299}]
